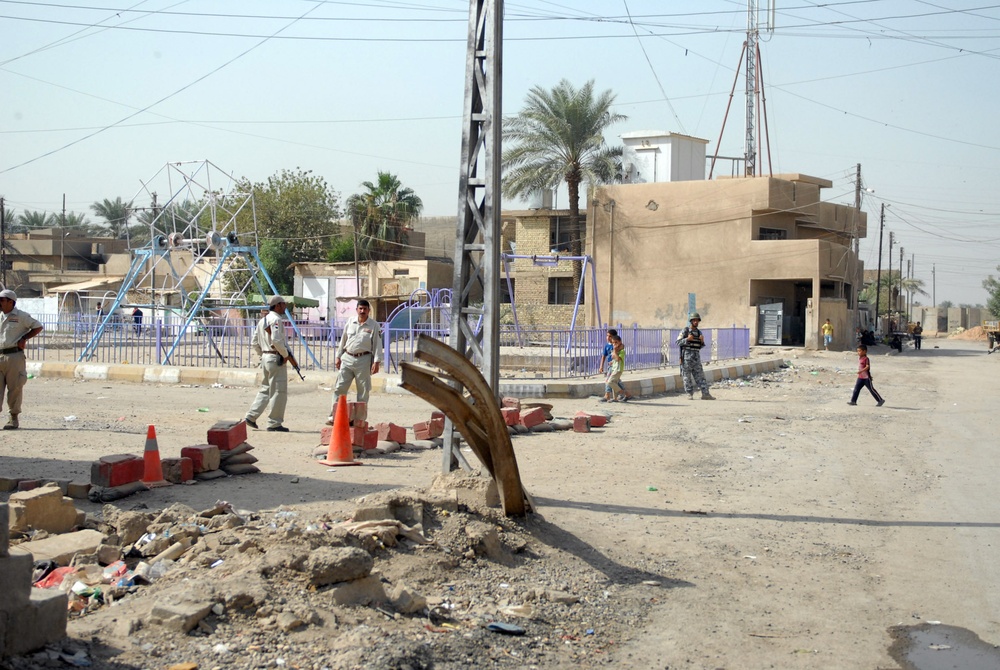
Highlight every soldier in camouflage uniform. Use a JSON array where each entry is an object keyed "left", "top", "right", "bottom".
[{"left": 676, "top": 313, "right": 715, "bottom": 400}]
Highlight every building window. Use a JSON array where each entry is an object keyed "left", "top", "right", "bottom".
[
  {"left": 392, "top": 269, "right": 410, "bottom": 276},
  {"left": 550, "top": 217, "right": 573, "bottom": 253},
  {"left": 548, "top": 277, "right": 581, "bottom": 305},
  {"left": 501, "top": 279, "right": 515, "bottom": 304},
  {"left": 759, "top": 227, "right": 788, "bottom": 240}
]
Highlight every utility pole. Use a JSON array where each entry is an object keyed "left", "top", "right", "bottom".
[
  {"left": 875, "top": 203, "right": 886, "bottom": 331},
  {"left": 61, "top": 193, "right": 66, "bottom": 273},
  {"left": 899, "top": 246, "right": 904, "bottom": 314},
  {"left": 888, "top": 232, "right": 894, "bottom": 328},
  {"left": 932, "top": 264, "right": 936, "bottom": 308},
  {"left": 0, "top": 196, "right": 6, "bottom": 287},
  {"left": 852, "top": 164, "right": 861, "bottom": 254}
]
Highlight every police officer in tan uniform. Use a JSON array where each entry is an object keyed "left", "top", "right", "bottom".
[
  {"left": 0, "top": 289, "right": 44, "bottom": 429},
  {"left": 245, "top": 295, "right": 297, "bottom": 432},
  {"left": 329, "top": 299, "right": 382, "bottom": 425}
]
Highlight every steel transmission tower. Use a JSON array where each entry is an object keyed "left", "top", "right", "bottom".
[{"left": 443, "top": 0, "right": 504, "bottom": 472}]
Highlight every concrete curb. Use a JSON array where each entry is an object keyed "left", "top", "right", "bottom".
[{"left": 26, "top": 358, "right": 785, "bottom": 399}]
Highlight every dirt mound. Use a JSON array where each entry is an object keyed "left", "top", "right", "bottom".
[{"left": 951, "top": 325, "right": 988, "bottom": 340}]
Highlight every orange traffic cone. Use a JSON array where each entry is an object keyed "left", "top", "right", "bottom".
[
  {"left": 142, "top": 424, "right": 170, "bottom": 486},
  {"left": 318, "top": 395, "right": 362, "bottom": 467}
]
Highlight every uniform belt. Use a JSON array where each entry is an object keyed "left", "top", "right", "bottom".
[
  {"left": 0, "top": 346, "right": 22, "bottom": 355},
  {"left": 348, "top": 351, "right": 371, "bottom": 356}
]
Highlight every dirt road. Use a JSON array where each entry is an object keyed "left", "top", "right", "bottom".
[{"left": 2, "top": 337, "right": 997, "bottom": 668}]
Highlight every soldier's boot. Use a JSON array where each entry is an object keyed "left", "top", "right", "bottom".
[
  {"left": 4, "top": 413, "right": 19, "bottom": 430},
  {"left": 701, "top": 393, "right": 716, "bottom": 400}
]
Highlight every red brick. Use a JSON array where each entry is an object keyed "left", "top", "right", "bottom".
[
  {"left": 15, "top": 479, "right": 42, "bottom": 492},
  {"left": 519, "top": 407, "right": 546, "bottom": 428},
  {"left": 207, "top": 420, "right": 248, "bottom": 452},
  {"left": 413, "top": 421, "right": 433, "bottom": 441},
  {"left": 320, "top": 425, "right": 334, "bottom": 445},
  {"left": 347, "top": 401, "right": 366, "bottom": 424},
  {"left": 428, "top": 416, "right": 445, "bottom": 437},
  {"left": 500, "top": 407, "right": 520, "bottom": 426},
  {"left": 501, "top": 397, "right": 521, "bottom": 410},
  {"left": 161, "top": 457, "right": 194, "bottom": 484},
  {"left": 350, "top": 425, "right": 370, "bottom": 448},
  {"left": 573, "top": 416, "right": 591, "bottom": 433},
  {"left": 363, "top": 429, "right": 379, "bottom": 451},
  {"left": 574, "top": 411, "right": 607, "bottom": 428},
  {"left": 90, "top": 454, "right": 144, "bottom": 488},
  {"left": 375, "top": 422, "right": 406, "bottom": 444},
  {"left": 180, "top": 445, "right": 221, "bottom": 473},
  {"left": 431, "top": 411, "right": 445, "bottom": 422}
]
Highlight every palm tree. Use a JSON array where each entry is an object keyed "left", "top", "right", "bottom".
[
  {"left": 502, "top": 79, "right": 627, "bottom": 290},
  {"left": 17, "top": 210, "right": 57, "bottom": 229},
  {"left": 347, "top": 172, "right": 423, "bottom": 261},
  {"left": 90, "top": 197, "right": 133, "bottom": 239}
]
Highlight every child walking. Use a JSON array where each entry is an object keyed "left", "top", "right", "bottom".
[
  {"left": 602, "top": 336, "right": 631, "bottom": 402},
  {"left": 848, "top": 344, "right": 885, "bottom": 407}
]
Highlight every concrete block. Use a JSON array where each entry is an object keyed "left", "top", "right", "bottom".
[
  {"left": 16, "top": 479, "right": 42, "bottom": 492},
  {"left": 207, "top": 420, "right": 248, "bottom": 452},
  {"left": 180, "top": 445, "right": 221, "bottom": 473},
  {"left": 519, "top": 407, "right": 546, "bottom": 428},
  {"left": 161, "top": 457, "right": 194, "bottom": 484},
  {"left": 0, "top": 504, "right": 8, "bottom": 557},
  {"left": 66, "top": 481, "right": 91, "bottom": 500},
  {"left": 0, "top": 549, "right": 33, "bottom": 610},
  {"left": 5, "top": 588, "right": 68, "bottom": 656},
  {"left": 0, "top": 478, "right": 20, "bottom": 493},
  {"left": 90, "top": 454, "right": 144, "bottom": 488},
  {"left": 573, "top": 416, "right": 591, "bottom": 433},
  {"left": 16, "top": 529, "right": 105, "bottom": 566},
  {"left": 374, "top": 422, "right": 406, "bottom": 444},
  {"left": 500, "top": 407, "right": 520, "bottom": 426},
  {"left": 8, "top": 484, "right": 79, "bottom": 534},
  {"left": 42, "top": 479, "right": 70, "bottom": 496}
]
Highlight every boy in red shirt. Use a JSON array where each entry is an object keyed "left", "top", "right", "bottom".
[{"left": 848, "top": 344, "right": 885, "bottom": 407}]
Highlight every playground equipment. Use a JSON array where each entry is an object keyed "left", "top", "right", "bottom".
[{"left": 78, "top": 160, "right": 319, "bottom": 367}]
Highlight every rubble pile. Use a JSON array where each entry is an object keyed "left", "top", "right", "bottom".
[{"left": 5, "top": 473, "right": 659, "bottom": 669}]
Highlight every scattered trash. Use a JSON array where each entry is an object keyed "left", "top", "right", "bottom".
[
  {"left": 64, "top": 415, "right": 78, "bottom": 422},
  {"left": 738, "top": 416, "right": 752, "bottom": 423},
  {"left": 641, "top": 580, "right": 661, "bottom": 586},
  {"left": 26, "top": 373, "right": 35, "bottom": 379},
  {"left": 744, "top": 555, "right": 757, "bottom": 560},
  {"left": 928, "top": 644, "right": 952, "bottom": 651},
  {"left": 210, "top": 559, "right": 224, "bottom": 569},
  {"left": 501, "top": 604, "right": 534, "bottom": 618},
  {"left": 926, "top": 620, "right": 942, "bottom": 625},
  {"left": 487, "top": 622, "right": 525, "bottom": 636},
  {"left": 646, "top": 486, "right": 658, "bottom": 492},
  {"left": 211, "top": 383, "right": 224, "bottom": 388},
  {"left": 744, "top": 455, "right": 755, "bottom": 460},
  {"left": 197, "top": 408, "right": 210, "bottom": 412},
  {"left": 585, "top": 629, "right": 595, "bottom": 636}
]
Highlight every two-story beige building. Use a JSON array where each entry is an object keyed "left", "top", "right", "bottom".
[{"left": 585, "top": 173, "right": 866, "bottom": 348}]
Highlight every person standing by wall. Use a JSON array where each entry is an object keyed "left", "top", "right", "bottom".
[
  {"left": 847, "top": 344, "right": 885, "bottom": 407},
  {"left": 328, "top": 299, "right": 382, "bottom": 425},
  {"left": 822, "top": 318, "right": 834, "bottom": 351},
  {"left": 245, "top": 295, "right": 297, "bottom": 432},
  {"left": 676, "top": 313, "right": 715, "bottom": 400},
  {"left": 912, "top": 321, "right": 923, "bottom": 350},
  {"left": 0, "top": 289, "right": 44, "bottom": 429}
]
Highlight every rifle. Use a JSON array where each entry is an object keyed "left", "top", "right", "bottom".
[{"left": 288, "top": 355, "right": 305, "bottom": 381}]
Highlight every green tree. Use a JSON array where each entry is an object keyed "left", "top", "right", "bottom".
[
  {"left": 233, "top": 169, "right": 342, "bottom": 295},
  {"left": 982, "top": 267, "right": 1000, "bottom": 317},
  {"left": 938, "top": 300, "right": 954, "bottom": 309},
  {"left": 1, "top": 204, "right": 17, "bottom": 233},
  {"left": 258, "top": 239, "right": 295, "bottom": 295},
  {"left": 17, "top": 210, "right": 57, "bottom": 229},
  {"left": 90, "top": 197, "right": 133, "bottom": 239},
  {"left": 502, "top": 79, "right": 626, "bottom": 289},
  {"left": 347, "top": 172, "right": 423, "bottom": 261},
  {"left": 327, "top": 234, "right": 356, "bottom": 263}
]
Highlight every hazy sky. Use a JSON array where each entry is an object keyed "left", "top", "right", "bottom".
[{"left": 2, "top": 1, "right": 998, "bottom": 306}]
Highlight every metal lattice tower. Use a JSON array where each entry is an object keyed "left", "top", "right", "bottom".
[
  {"left": 744, "top": 0, "right": 759, "bottom": 177},
  {"left": 443, "top": 0, "right": 503, "bottom": 472}
]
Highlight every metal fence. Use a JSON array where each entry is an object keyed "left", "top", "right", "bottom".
[{"left": 26, "top": 315, "right": 750, "bottom": 379}]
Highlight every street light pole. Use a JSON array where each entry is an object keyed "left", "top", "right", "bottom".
[{"left": 874, "top": 203, "right": 886, "bottom": 331}]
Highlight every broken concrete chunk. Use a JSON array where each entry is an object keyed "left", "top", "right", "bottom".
[
  {"left": 8, "top": 484, "right": 80, "bottom": 534},
  {"left": 305, "top": 546, "right": 373, "bottom": 587}
]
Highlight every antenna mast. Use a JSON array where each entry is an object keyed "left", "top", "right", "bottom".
[{"left": 744, "top": 0, "right": 759, "bottom": 176}]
